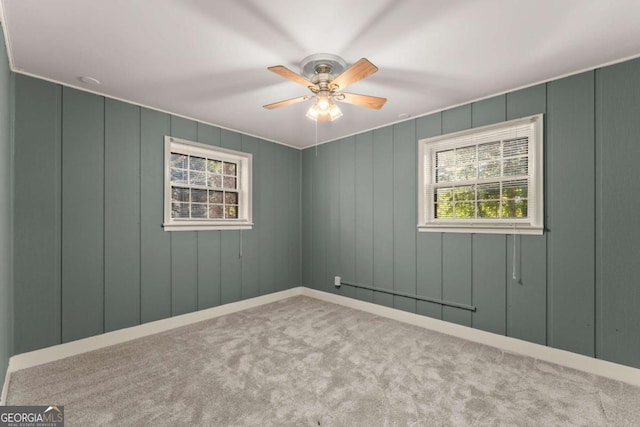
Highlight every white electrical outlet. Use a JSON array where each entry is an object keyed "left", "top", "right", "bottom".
[{"left": 334, "top": 276, "right": 341, "bottom": 287}]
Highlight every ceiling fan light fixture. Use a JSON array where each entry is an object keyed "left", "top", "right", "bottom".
[{"left": 306, "top": 97, "right": 342, "bottom": 122}]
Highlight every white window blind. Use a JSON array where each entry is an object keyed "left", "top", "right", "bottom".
[{"left": 418, "top": 114, "right": 543, "bottom": 235}]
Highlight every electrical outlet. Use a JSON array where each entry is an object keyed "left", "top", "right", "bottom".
[{"left": 334, "top": 276, "right": 341, "bottom": 287}]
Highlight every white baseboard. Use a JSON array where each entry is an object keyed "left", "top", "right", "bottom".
[
  {"left": 3, "top": 285, "right": 639, "bottom": 404},
  {"left": 302, "top": 288, "right": 640, "bottom": 387}
]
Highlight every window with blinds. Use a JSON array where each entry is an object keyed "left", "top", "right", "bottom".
[
  {"left": 418, "top": 114, "right": 544, "bottom": 235},
  {"left": 163, "top": 136, "right": 253, "bottom": 231}
]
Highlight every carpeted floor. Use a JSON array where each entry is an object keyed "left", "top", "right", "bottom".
[{"left": 6, "top": 296, "right": 640, "bottom": 426}]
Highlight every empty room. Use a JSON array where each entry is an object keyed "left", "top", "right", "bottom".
[{"left": 1, "top": 0, "right": 640, "bottom": 425}]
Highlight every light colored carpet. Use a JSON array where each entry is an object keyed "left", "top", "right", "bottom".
[{"left": 6, "top": 296, "right": 640, "bottom": 426}]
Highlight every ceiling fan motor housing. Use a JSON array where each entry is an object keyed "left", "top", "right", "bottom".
[{"left": 300, "top": 53, "right": 347, "bottom": 79}]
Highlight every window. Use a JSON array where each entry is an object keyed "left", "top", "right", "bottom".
[
  {"left": 164, "top": 136, "right": 252, "bottom": 231},
  {"left": 418, "top": 114, "right": 543, "bottom": 235}
]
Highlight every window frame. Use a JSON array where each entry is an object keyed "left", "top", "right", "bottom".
[
  {"left": 163, "top": 136, "right": 253, "bottom": 231},
  {"left": 418, "top": 114, "right": 544, "bottom": 235}
]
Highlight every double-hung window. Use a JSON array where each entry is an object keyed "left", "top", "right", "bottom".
[
  {"left": 163, "top": 136, "right": 252, "bottom": 231},
  {"left": 418, "top": 114, "right": 543, "bottom": 235}
]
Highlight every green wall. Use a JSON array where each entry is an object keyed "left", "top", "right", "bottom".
[
  {"left": 12, "top": 75, "right": 301, "bottom": 354},
  {"left": 302, "top": 58, "right": 640, "bottom": 369},
  {"left": 0, "top": 23, "right": 13, "bottom": 384}
]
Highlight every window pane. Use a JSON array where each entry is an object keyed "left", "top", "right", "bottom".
[
  {"left": 190, "top": 156, "right": 206, "bottom": 171},
  {"left": 502, "top": 199, "right": 528, "bottom": 218},
  {"left": 191, "top": 188, "right": 207, "bottom": 203},
  {"left": 477, "top": 141, "right": 500, "bottom": 161},
  {"left": 209, "top": 204, "right": 223, "bottom": 219},
  {"left": 502, "top": 180, "right": 528, "bottom": 199},
  {"left": 436, "top": 188, "right": 453, "bottom": 203},
  {"left": 191, "top": 203, "right": 207, "bottom": 218},
  {"left": 456, "top": 146, "right": 476, "bottom": 165},
  {"left": 224, "top": 162, "right": 237, "bottom": 176},
  {"left": 436, "top": 167, "right": 455, "bottom": 183},
  {"left": 171, "top": 168, "right": 188, "bottom": 184},
  {"left": 171, "top": 186, "right": 190, "bottom": 202},
  {"left": 208, "top": 174, "right": 222, "bottom": 188},
  {"left": 454, "top": 186, "right": 474, "bottom": 201},
  {"left": 189, "top": 170, "right": 206, "bottom": 186},
  {"left": 209, "top": 190, "right": 223, "bottom": 204},
  {"left": 458, "top": 164, "right": 477, "bottom": 181},
  {"left": 453, "top": 202, "right": 475, "bottom": 218},
  {"left": 171, "top": 202, "right": 189, "bottom": 219},
  {"left": 478, "top": 161, "right": 501, "bottom": 178},
  {"left": 503, "top": 137, "right": 528, "bottom": 157},
  {"left": 436, "top": 202, "right": 453, "bottom": 218},
  {"left": 225, "top": 191, "right": 238, "bottom": 205},
  {"left": 170, "top": 153, "right": 187, "bottom": 169},
  {"left": 207, "top": 159, "right": 222, "bottom": 174},
  {"left": 225, "top": 205, "right": 238, "bottom": 219},
  {"left": 436, "top": 149, "right": 455, "bottom": 168},
  {"left": 477, "top": 182, "right": 500, "bottom": 201},
  {"left": 478, "top": 201, "right": 500, "bottom": 218},
  {"left": 223, "top": 176, "right": 237, "bottom": 189},
  {"left": 503, "top": 158, "right": 528, "bottom": 176}
]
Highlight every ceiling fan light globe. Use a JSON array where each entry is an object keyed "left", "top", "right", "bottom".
[
  {"left": 329, "top": 104, "right": 343, "bottom": 120},
  {"left": 306, "top": 105, "right": 320, "bottom": 120}
]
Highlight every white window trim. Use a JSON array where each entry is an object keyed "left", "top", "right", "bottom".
[
  {"left": 418, "top": 114, "right": 544, "bottom": 235},
  {"left": 163, "top": 136, "right": 253, "bottom": 231}
]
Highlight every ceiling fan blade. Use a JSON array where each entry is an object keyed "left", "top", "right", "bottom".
[
  {"left": 268, "top": 65, "right": 316, "bottom": 89},
  {"left": 263, "top": 95, "right": 310, "bottom": 110},
  {"left": 330, "top": 58, "right": 378, "bottom": 91},
  {"left": 336, "top": 92, "right": 387, "bottom": 110}
]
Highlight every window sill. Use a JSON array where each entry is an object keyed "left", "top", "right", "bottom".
[
  {"left": 418, "top": 224, "right": 543, "bottom": 235},
  {"left": 163, "top": 222, "right": 253, "bottom": 231}
]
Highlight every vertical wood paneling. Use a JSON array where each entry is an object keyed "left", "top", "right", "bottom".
[
  {"left": 104, "top": 99, "right": 141, "bottom": 332},
  {"left": 354, "top": 132, "right": 374, "bottom": 302},
  {"left": 240, "top": 135, "right": 260, "bottom": 299},
  {"left": 13, "top": 75, "right": 61, "bottom": 353},
  {"left": 506, "top": 83, "right": 547, "bottom": 345},
  {"left": 140, "top": 108, "right": 171, "bottom": 323},
  {"left": 301, "top": 148, "right": 313, "bottom": 285},
  {"left": 0, "top": 34, "right": 10, "bottom": 379},
  {"left": 471, "top": 95, "right": 507, "bottom": 334},
  {"left": 596, "top": 58, "right": 640, "bottom": 368},
  {"left": 372, "top": 127, "right": 394, "bottom": 307},
  {"left": 13, "top": 82, "right": 301, "bottom": 354},
  {"left": 259, "top": 139, "right": 276, "bottom": 295},
  {"left": 326, "top": 141, "right": 342, "bottom": 293},
  {"left": 441, "top": 106, "right": 473, "bottom": 326},
  {"left": 288, "top": 148, "right": 301, "bottom": 288},
  {"left": 547, "top": 71, "right": 595, "bottom": 356},
  {"left": 274, "top": 143, "right": 289, "bottom": 291},
  {"left": 220, "top": 129, "right": 243, "bottom": 303},
  {"left": 442, "top": 235, "right": 472, "bottom": 326},
  {"left": 472, "top": 95, "right": 506, "bottom": 128},
  {"left": 312, "top": 144, "right": 328, "bottom": 291},
  {"left": 196, "top": 123, "right": 222, "bottom": 309},
  {"left": 169, "top": 116, "right": 198, "bottom": 315},
  {"left": 416, "top": 114, "right": 443, "bottom": 318},
  {"left": 393, "top": 121, "right": 416, "bottom": 313},
  {"left": 472, "top": 235, "right": 506, "bottom": 334},
  {"left": 61, "top": 87, "right": 104, "bottom": 342},
  {"left": 338, "top": 137, "right": 356, "bottom": 299}
]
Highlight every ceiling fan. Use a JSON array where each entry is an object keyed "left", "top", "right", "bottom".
[{"left": 263, "top": 53, "right": 386, "bottom": 122}]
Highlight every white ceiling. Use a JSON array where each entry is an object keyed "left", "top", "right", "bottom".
[{"left": 2, "top": 0, "right": 640, "bottom": 149}]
